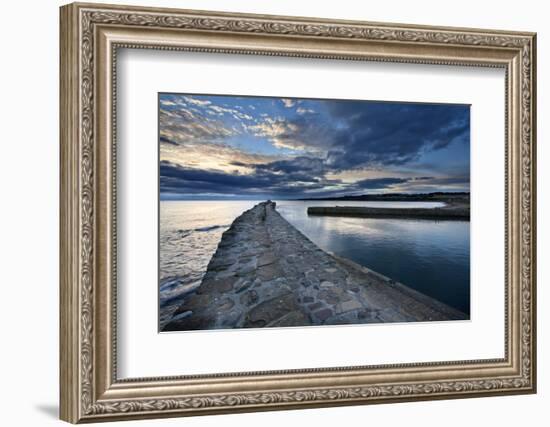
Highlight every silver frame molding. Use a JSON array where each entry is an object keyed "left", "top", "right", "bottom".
[{"left": 60, "top": 2, "right": 537, "bottom": 423}]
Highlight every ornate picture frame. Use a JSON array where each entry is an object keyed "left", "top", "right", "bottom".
[{"left": 60, "top": 2, "right": 536, "bottom": 423}]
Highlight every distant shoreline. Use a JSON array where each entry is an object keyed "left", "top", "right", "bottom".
[{"left": 298, "top": 191, "right": 470, "bottom": 203}]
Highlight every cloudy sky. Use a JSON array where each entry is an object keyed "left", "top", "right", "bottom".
[{"left": 159, "top": 93, "right": 470, "bottom": 200}]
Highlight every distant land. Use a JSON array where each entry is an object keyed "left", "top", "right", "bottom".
[
  {"left": 299, "top": 191, "right": 470, "bottom": 203},
  {"left": 160, "top": 192, "right": 470, "bottom": 203}
]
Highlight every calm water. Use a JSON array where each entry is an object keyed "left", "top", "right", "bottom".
[
  {"left": 277, "top": 201, "right": 470, "bottom": 315},
  {"left": 159, "top": 200, "right": 470, "bottom": 326}
]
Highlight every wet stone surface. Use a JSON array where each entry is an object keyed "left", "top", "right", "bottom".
[{"left": 163, "top": 201, "right": 467, "bottom": 331}]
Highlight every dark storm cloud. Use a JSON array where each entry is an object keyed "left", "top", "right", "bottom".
[
  {"left": 160, "top": 161, "right": 331, "bottom": 197},
  {"left": 244, "top": 99, "right": 469, "bottom": 172},
  {"left": 355, "top": 177, "right": 409, "bottom": 189},
  {"left": 159, "top": 160, "right": 441, "bottom": 197},
  {"left": 422, "top": 175, "right": 470, "bottom": 185},
  {"left": 161, "top": 161, "right": 271, "bottom": 190},
  {"left": 324, "top": 101, "right": 470, "bottom": 170},
  {"left": 254, "top": 156, "right": 326, "bottom": 175}
]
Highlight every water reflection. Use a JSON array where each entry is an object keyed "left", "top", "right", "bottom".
[{"left": 277, "top": 200, "right": 470, "bottom": 314}]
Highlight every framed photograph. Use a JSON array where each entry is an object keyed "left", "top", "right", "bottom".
[{"left": 60, "top": 2, "right": 537, "bottom": 423}]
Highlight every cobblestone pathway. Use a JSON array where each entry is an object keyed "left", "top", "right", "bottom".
[{"left": 163, "top": 202, "right": 466, "bottom": 331}]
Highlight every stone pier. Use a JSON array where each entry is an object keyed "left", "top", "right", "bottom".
[{"left": 163, "top": 201, "right": 466, "bottom": 331}]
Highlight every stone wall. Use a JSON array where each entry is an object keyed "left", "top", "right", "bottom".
[
  {"left": 307, "top": 206, "right": 470, "bottom": 219},
  {"left": 163, "top": 201, "right": 467, "bottom": 331}
]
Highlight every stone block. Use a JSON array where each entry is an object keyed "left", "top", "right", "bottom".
[
  {"left": 217, "top": 298, "right": 235, "bottom": 312},
  {"left": 244, "top": 293, "right": 299, "bottom": 328},
  {"left": 314, "top": 308, "right": 333, "bottom": 322},
  {"left": 258, "top": 252, "right": 278, "bottom": 267},
  {"left": 197, "top": 276, "right": 237, "bottom": 294},
  {"left": 257, "top": 263, "right": 283, "bottom": 281},
  {"left": 336, "top": 300, "right": 363, "bottom": 314},
  {"left": 266, "top": 310, "right": 310, "bottom": 327},
  {"left": 308, "top": 302, "right": 323, "bottom": 311},
  {"left": 240, "top": 290, "right": 259, "bottom": 306}
]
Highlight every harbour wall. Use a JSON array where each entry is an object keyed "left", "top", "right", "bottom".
[{"left": 307, "top": 206, "right": 470, "bottom": 220}]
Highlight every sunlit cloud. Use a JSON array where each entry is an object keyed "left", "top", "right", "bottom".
[
  {"left": 160, "top": 108, "right": 236, "bottom": 144},
  {"left": 183, "top": 96, "right": 211, "bottom": 107},
  {"left": 296, "top": 107, "right": 315, "bottom": 114},
  {"left": 161, "top": 140, "right": 283, "bottom": 175},
  {"left": 281, "top": 98, "right": 296, "bottom": 108},
  {"left": 247, "top": 119, "right": 313, "bottom": 151}
]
